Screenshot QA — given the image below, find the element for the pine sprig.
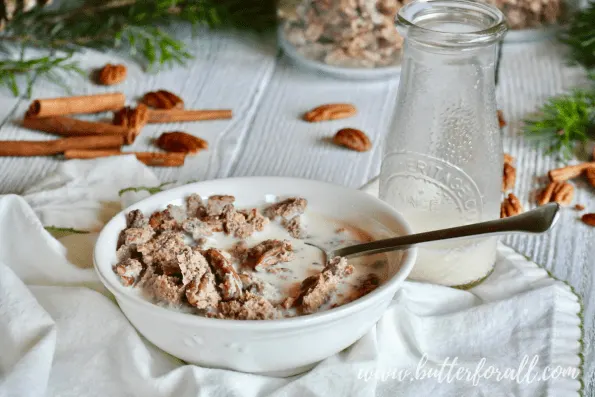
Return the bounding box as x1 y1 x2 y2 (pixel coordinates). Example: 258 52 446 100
0 0 276 96
561 1 595 68
523 88 595 159
1 0 276 69
0 52 83 97
522 2 595 160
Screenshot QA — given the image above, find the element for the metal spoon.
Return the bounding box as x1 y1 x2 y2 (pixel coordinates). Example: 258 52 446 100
306 203 560 261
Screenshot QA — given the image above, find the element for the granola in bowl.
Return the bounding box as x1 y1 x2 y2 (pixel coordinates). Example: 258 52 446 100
276 0 409 79
94 177 415 375
113 194 388 320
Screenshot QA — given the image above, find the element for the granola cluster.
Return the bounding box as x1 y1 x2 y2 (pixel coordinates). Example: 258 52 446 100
113 194 376 319
296 256 354 313
280 0 405 69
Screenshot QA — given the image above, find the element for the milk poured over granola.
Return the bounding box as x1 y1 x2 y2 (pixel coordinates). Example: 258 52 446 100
200 212 388 309
113 194 388 320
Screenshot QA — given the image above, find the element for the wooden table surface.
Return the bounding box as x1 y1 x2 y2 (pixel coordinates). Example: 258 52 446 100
0 31 592 394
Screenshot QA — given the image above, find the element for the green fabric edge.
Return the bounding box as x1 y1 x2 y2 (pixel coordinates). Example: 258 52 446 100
522 254 585 396
44 226 90 239
117 180 200 197
452 267 495 290
44 180 200 238
118 181 174 197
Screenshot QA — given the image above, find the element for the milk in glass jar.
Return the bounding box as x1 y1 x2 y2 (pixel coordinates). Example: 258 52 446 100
379 0 507 288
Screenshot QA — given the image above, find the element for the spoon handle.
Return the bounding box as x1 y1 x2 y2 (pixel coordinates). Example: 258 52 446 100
333 203 560 258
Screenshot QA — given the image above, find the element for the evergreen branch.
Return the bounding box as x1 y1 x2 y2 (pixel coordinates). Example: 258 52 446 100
561 1 595 69
0 0 276 96
523 89 595 159
0 53 83 97
526 4 595 160
1 0 277 69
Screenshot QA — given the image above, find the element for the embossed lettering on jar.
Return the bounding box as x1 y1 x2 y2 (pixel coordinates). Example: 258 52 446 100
379 0 507 288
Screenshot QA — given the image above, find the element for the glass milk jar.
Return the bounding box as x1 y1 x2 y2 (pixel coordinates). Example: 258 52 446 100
379 0 507 288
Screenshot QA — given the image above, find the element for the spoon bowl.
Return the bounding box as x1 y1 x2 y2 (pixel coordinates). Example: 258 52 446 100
306 203 560 261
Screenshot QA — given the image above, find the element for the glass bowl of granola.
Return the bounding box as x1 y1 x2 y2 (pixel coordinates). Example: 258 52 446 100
278 0 405 79
94 177 416 376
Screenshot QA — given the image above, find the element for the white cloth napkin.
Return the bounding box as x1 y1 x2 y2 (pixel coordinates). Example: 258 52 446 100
0 157 583 397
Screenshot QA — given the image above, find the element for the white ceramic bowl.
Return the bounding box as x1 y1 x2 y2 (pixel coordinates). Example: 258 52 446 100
94 177 416 377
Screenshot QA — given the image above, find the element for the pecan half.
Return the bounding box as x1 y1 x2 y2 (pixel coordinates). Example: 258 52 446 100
155 131 208 154
333 128 372 152
538 181 574 206
246 239 295 272
113 104 148 143
98 63 127 85
142 90 184 110
186 271 221 310
303 103 356 122
266 197 307 220
582 213 595 227
203 248 243 301
500 193 523 218
497 110 506 128
502 162 516 192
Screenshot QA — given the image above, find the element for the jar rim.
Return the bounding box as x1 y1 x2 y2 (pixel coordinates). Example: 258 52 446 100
397 0 508 48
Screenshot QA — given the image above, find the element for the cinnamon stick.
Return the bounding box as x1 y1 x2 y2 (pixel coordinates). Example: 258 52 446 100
64 149 186 167
147 109 232 123
0 135 124 157
23 116 136 144
134 152 186 167
26 93 126 118
63 149 122 159
548 162 595 182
